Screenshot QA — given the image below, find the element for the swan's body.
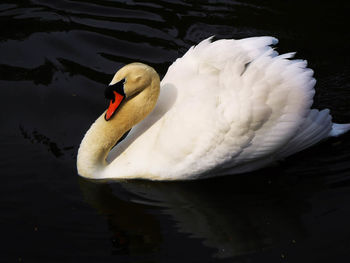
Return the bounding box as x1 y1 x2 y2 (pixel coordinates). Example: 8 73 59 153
77 37 350 180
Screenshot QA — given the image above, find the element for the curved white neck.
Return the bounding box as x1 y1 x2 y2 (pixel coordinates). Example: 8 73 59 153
77 76 160 179
77 113 126 178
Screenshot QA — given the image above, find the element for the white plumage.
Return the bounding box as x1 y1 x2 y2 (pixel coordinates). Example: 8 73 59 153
81 36 350 180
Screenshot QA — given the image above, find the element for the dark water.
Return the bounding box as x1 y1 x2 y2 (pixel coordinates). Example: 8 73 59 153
1 0 350 262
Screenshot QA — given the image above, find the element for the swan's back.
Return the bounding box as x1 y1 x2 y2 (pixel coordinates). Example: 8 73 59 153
106 37 349 180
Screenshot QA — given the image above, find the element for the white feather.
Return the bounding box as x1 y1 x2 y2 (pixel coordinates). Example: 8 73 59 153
102 37 349 180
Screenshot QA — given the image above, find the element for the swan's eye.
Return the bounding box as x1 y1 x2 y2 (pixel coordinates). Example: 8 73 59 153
134 75 142 82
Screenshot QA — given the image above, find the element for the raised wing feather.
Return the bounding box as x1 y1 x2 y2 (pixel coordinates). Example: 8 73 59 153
109 37 338 180
160 37 318 177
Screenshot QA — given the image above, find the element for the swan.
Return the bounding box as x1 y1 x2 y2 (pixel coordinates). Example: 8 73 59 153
77 36 350 180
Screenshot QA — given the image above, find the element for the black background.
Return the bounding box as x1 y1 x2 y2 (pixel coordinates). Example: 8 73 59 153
1 0 350 262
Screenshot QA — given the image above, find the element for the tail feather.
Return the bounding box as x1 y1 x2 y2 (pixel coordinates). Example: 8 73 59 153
330 123 350 137
277 109 333 158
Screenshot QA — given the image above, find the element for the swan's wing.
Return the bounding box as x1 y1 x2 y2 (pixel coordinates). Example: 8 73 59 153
157 37 318 178
109 37 330 180
223 43 316 164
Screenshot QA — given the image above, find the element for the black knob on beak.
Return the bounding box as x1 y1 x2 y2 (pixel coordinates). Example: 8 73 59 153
105 79 125 102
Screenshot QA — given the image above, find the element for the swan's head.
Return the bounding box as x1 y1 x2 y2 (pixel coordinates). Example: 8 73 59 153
104 63 158 121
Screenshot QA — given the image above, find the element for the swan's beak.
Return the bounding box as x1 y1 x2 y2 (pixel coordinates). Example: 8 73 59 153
104 81 125 121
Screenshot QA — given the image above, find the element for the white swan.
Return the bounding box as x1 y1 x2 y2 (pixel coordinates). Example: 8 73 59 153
77 37 350 180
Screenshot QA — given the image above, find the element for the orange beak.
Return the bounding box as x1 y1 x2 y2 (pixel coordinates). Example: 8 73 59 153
105 91 125 121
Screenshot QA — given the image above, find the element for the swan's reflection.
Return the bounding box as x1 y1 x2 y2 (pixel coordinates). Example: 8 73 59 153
79 171 311 258
78 178 162 254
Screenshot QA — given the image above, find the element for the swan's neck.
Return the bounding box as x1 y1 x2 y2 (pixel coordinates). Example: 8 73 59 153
77 112 128 178
77 76 160 179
